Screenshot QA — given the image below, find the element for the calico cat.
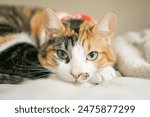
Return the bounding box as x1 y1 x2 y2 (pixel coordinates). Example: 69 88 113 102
0 6 117 84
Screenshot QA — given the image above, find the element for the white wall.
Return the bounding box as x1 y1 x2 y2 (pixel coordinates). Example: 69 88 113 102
1 0 150 35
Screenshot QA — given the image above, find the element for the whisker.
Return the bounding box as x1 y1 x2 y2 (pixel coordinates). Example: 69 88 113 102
20 70 49 77
22 70 47 75
37 74 49 78
15 64 44 69
12 66 49 72
22 57 38 64
22 57 41 67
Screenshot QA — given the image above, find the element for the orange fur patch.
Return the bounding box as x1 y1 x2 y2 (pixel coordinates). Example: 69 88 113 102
0 34 16 45
30 10 43 39
20 7 32 17
38 47 57 68
0 16 6 23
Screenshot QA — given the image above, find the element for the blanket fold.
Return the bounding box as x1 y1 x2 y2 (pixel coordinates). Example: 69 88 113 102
113 29 150 78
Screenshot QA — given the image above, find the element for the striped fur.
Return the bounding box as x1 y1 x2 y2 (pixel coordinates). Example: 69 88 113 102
0 6 48 84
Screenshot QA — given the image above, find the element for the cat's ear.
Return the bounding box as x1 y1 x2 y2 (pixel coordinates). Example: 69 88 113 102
94 12 117 44
43 8 65 38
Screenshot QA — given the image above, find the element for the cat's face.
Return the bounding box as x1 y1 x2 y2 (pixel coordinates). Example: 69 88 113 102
38 9 117 83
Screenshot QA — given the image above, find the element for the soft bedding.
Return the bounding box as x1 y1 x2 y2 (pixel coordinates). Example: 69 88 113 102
0 77 149 99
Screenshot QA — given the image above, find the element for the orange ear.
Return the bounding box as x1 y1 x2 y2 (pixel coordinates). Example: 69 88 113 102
94 12 117 39
43 8 65 38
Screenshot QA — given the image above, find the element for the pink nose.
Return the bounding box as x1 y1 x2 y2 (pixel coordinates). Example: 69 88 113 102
70 71 82 79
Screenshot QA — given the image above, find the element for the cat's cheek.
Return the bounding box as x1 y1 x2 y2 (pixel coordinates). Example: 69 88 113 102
56 62 75 83
38 56 49 70
38 58 51 70
38 52 58 70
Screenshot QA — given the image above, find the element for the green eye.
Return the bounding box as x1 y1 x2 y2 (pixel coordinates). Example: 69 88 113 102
56 50 68 60
86 51 98 61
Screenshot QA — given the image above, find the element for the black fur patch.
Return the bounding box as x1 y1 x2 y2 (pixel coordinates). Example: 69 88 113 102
58 35 78 50
0 43 50 84
64 19 84 33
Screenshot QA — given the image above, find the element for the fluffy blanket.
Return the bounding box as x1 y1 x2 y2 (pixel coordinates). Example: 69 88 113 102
0 30 150 100
114 29 150 78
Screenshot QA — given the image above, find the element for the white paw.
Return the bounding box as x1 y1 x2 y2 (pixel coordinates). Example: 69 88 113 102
89 73 103 84
99 66 116 80
89 66 116 84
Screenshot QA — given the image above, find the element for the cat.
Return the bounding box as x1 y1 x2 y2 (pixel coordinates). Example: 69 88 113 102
0 5 117 84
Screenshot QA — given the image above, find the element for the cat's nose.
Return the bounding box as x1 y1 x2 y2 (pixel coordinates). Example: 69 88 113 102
70 71 82 79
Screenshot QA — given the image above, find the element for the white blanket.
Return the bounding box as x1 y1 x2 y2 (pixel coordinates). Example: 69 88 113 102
114 29 150 78
0 77 150 100
0 30 150 100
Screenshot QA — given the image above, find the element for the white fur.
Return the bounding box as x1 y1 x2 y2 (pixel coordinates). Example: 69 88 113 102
39 30 46 46
90 66 116 84
0 33 36 52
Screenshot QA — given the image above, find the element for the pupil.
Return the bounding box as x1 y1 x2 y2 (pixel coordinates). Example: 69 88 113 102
61 51 64 56
90 52 94 58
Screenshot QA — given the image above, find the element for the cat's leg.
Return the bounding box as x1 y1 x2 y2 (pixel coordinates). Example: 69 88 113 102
0 74 24 84
89 66 116 84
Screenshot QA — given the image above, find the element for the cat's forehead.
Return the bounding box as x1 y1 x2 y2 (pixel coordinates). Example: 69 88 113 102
44 20 103 52
60 20 97 48
55 35 78 50
62 19 95 35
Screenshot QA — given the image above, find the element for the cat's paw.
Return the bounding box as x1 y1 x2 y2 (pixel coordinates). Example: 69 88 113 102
99 66 116 80
89 73 103 85
89 66 116 84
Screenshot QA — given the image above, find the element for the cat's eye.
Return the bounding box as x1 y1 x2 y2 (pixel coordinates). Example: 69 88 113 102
86 51 98 61
56 50 68 60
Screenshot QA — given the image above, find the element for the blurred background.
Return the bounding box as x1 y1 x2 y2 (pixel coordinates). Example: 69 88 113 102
1 0 150 35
